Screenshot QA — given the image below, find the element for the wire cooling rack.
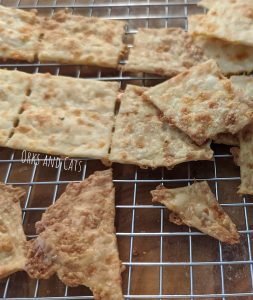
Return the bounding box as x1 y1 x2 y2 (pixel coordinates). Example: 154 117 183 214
0 0 253 299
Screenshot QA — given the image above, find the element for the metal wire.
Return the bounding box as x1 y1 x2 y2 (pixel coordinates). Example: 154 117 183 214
0 0 252 299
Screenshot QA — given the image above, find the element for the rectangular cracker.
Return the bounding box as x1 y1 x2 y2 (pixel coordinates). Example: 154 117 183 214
194 35 253 75
151 181 240 244
0 183 26 279
143 60 253 145
109 85 213 168
7 73 119 159
124 27 207 77
39 10 126 68
189 0 253 47
0 5 41 62
26 169 124 300
0 69 31 145
27 73 119 113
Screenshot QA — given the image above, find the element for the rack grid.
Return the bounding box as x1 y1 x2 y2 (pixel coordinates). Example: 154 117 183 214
0 0 253 299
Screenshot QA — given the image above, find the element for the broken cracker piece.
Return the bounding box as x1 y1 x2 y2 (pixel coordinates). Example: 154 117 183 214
143 60 253 145
0 183 26 279
151 181 240 244
26 169 124 300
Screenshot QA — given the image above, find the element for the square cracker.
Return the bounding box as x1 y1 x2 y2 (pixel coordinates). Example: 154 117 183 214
143 60 253 145
151 181 240 244
7 73 119 159
189 0 253 47
0 69 31 146
109 85 213 168
124 27 206 77
39 10 126 68
0 183 26 279
0 5 41 62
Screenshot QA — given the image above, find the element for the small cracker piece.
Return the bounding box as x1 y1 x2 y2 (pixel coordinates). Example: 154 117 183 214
0 69 31 146
189 0 253 47
143 60 253 145
7 73 119 159
151 181 240 244
109 85 213 168
39 10 126 68
194 36 253 75
26 169 124 300
0 183 26 279
124 27 206 76
0 5 41 62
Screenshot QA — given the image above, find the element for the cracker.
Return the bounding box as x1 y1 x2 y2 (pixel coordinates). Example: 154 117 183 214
194 36 253 75
27 73 119 112
151 181 240 244
39 10 126 68
26 169 124 300
0 5 41 62
109 85 213 168
0 69 31 146
189 1 253 47
0 183 26 279
7 73 119 159
124 27 206 76
143 60 253 145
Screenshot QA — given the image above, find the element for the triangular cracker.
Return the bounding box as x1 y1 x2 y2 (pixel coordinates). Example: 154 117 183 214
7 73 119 159
124 27 207 76
109 85 213 168
143 60 253 145
194 35 253 75
151 181 240 244
0 69 31 146
0 183 26 279
39 10 126 68
26 169 124 300
0 5 41 62
189 0 253 47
